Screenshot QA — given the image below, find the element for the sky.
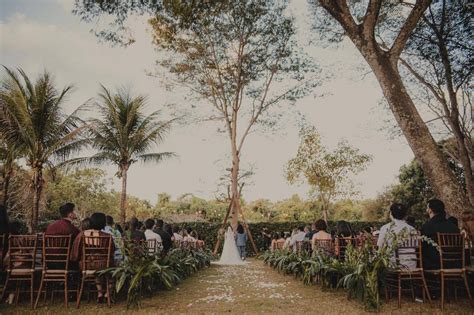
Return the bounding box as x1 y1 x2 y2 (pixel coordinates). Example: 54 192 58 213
0 0 415 204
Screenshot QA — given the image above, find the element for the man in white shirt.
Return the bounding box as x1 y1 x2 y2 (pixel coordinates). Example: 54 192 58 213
377 203 417 269
144 218 162 243
290 226 307 251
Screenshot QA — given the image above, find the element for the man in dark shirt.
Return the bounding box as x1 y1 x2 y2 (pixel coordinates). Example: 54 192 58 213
421 199 460 270
127 217 146 242
45 203 80 239
153 219 172 252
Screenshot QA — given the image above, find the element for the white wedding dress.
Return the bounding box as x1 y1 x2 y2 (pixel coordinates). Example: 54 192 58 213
215 227 246 265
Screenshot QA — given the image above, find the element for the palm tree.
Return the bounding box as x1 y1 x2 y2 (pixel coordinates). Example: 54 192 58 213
82 86 175 224
0 67 86 232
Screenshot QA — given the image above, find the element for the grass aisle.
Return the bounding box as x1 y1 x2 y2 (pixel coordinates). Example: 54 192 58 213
1 259 470 314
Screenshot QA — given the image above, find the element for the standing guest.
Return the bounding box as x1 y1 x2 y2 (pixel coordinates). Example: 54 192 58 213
153 219 172 252
377 203 417 269
173 226 183 242
236 224 248 260
144 219 162 243
421 199 460 270
45 203 80 239
127 217 146 242
102 215 123 264
71 212 114 303
261 227 272 250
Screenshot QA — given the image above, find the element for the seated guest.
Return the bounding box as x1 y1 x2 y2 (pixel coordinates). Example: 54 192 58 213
127 217 146 242
289 226 306 250
405 216 416 228
304 226 312 240
173 226 183 242
282 232 292 249
102 215 123 264
335 220 354 257
312 219 332 251
461 211 474 239
144 219 162 243
45 203 80 239
153 219 172 252
377 203 417 269
271 232 285 252
164 224 174 241
80 218 91 231
71 212 114 303
183 229 196 242
421 199 460 270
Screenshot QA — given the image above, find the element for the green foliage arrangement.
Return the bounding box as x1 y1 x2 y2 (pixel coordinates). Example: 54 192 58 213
100 241 212 309
262 229 439 311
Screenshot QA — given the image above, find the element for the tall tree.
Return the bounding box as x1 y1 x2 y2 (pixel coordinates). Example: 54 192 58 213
286 126 372 221
148 0 317 229
0 68 85 232
401 0 473 204
312 0 471 216
78 86 175 224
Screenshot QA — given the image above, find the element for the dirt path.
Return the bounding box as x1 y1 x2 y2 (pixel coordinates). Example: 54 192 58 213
1 259 471 314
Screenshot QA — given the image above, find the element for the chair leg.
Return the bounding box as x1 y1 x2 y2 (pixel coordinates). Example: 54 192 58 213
34 274 45 309
1 274 10 302
64 276 69 308
441 274 445 311
106 276 111 307
76 274 85 308
15 285 19 305
30 275 34 309
462 272 473 307
398 276 402 308
421 275 432 305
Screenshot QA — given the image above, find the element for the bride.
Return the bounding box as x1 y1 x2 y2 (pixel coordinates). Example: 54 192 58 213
215 226 246 265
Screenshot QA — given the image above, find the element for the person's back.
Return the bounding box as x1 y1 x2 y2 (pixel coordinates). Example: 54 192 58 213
144 219 162 242
153 219 172 251
45 203 80 239
128 218 146 242
421 199 460 270
377 203 417 269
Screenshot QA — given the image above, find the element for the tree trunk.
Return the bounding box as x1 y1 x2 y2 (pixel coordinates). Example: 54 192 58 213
31 167 43 233
3 167 12 207
368 56 470 217
230 147 240 231
120 166 129 225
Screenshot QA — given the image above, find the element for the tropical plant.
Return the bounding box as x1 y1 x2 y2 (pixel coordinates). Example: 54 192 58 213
0 67 86 232
79 86 176 224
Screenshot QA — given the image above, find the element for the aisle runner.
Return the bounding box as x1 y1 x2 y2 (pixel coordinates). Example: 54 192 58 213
187 261 302 307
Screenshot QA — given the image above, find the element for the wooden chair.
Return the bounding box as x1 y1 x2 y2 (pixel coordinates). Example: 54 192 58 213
146 239 162 254
425 233 472 311
1 235 39 308
76 235 112 308
384 236 431 308
313 239 334 256
335 237 356 260
34 235 73 309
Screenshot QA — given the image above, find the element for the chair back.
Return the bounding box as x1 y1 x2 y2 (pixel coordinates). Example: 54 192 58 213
81 235 112 271
394 236 421 270
43 235 71 272
437 233 465 269
313 239 334 255
146 239 162 254
7 235 38 271
274 240 285 250
335 237 356 259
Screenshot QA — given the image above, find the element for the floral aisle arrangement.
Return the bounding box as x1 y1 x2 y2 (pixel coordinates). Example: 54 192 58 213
100 241 212 308
261 229 438 311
